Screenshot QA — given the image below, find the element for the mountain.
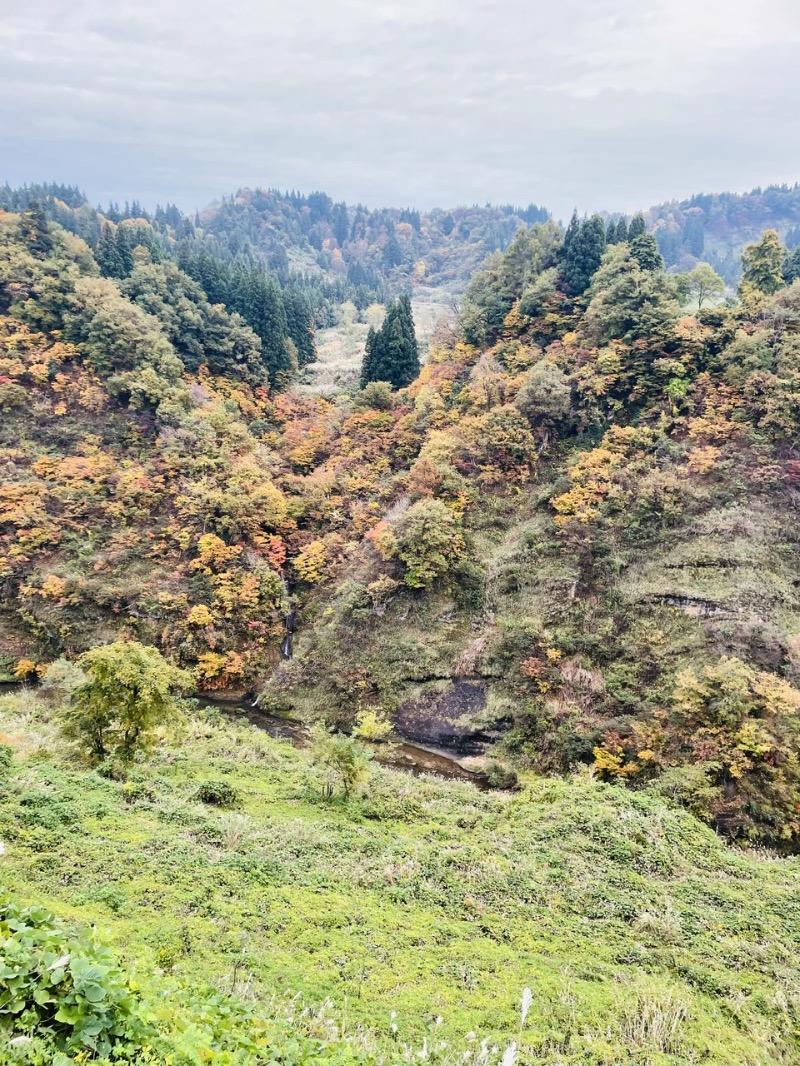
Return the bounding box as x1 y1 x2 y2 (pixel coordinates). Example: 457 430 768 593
3 186 800 1063
648 182 800 282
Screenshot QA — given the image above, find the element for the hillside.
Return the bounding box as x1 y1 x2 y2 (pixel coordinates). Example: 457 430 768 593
3 189 800 1062
648 183 800 282
2 685 800 1065
3 201 800 848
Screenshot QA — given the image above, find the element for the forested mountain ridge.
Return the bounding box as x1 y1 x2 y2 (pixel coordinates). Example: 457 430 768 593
3 194 800 850
649 182 800 282
5 187 800 1065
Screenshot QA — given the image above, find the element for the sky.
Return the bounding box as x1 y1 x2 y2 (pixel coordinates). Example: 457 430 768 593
2 0 800 220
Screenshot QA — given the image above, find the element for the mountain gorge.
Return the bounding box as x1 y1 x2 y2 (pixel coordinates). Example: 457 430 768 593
3 180 800 1065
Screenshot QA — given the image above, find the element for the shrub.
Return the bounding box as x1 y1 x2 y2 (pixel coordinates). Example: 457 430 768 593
310 723 372 799
194 780 239 807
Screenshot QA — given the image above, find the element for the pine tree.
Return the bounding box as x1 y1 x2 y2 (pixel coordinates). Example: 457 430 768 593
563 210 580 256
360 326 378 388
630 233 664 272
96 224 124 278
615 217 629 243
283 288 317 367
606 220 618 245
360 298 419 389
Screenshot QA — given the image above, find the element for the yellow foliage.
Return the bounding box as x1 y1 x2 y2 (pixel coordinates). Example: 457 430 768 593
187 604 215 628
293 540 328 584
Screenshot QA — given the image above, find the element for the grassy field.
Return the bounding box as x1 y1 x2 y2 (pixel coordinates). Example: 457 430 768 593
299 292 452 394
2 687 800 1064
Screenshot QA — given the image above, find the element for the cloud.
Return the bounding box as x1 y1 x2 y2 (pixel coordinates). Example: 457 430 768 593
1 0 799 217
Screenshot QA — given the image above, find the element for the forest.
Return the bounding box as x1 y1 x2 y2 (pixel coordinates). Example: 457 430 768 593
2 180 800 1065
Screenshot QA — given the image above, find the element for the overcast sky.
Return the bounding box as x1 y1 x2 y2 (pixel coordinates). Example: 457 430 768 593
2 0 800 219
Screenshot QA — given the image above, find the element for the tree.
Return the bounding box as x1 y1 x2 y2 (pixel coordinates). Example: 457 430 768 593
741 230 785 296
784 245 800 285
687 263 726 308
582 244 679 350
615 217 629 244
19 201 52 258
562 215 606 296
627 213 647 240
514 360 572 427
629 233 664 272
310 723 372 799
394 498 465 589
360 297 419 389
61 641 191 760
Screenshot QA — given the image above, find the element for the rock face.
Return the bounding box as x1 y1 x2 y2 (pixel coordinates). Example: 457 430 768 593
392 681 493 753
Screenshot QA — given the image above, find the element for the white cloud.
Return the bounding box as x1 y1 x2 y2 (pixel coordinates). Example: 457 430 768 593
1 0 799 217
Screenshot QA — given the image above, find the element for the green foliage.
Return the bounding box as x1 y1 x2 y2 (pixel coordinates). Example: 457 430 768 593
193 779 239 807
740 229 785 296
61 642 191 760
562 213 607 296
514 360 571 427
309 722 372 798
686 262 726 308
394 499 466 589
360 296 419 389
0 898 138 1059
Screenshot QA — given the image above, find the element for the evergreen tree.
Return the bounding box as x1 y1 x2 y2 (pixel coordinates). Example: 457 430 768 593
360 298 419 389
360 325 378 388
19 201 52 258
563 215 607 296
630 232 664 272
115 227 134 276
283 288 317 367
784 245 800 285
615 217 629 243
332 202 349 247
628 213 647 240
606 220 618 245
96 224 125 278
563 210 580 256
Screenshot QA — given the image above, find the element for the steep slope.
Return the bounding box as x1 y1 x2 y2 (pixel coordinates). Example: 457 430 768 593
3 203 800 848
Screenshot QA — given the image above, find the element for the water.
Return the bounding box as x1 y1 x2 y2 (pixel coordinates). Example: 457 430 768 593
199 697 490 788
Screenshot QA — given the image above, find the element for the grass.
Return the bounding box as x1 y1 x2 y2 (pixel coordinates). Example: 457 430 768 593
2 689 800 1064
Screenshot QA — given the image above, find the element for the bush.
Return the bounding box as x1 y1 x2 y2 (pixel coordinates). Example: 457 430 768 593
194 780 239 807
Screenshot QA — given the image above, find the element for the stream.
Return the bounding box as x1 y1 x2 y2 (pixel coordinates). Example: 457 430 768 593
0 681 490 789
197 696 490 789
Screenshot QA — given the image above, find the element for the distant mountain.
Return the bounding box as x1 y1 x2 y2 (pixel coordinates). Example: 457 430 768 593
647 183 800 283
199 187 549 290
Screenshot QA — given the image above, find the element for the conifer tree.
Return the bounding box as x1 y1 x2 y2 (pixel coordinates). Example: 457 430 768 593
19 201 52 258
563 215 607 296
360 325 378 388
630 232 664 272
606 220 618 245
615 217 629 243
360 298 419 389
96 224 125 278
283 288 317 367
628 213 647 240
